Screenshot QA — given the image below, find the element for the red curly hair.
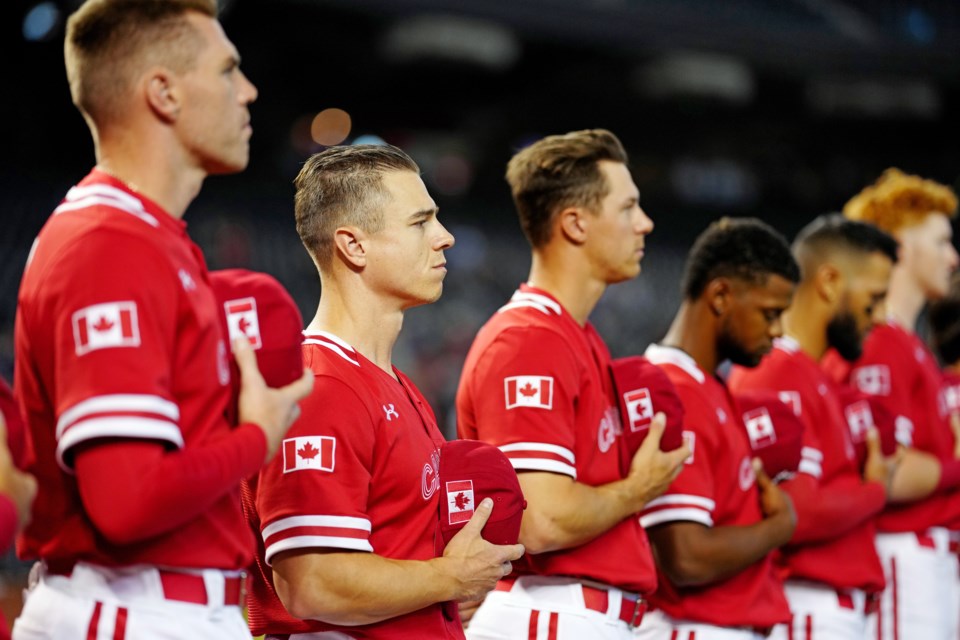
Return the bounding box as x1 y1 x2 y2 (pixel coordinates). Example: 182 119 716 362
843 168 957 234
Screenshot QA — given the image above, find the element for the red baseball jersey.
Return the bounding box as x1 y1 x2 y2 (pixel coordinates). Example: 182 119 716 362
832 322 960 532
456 285 656 594
640 345 790 628
729 337 886 593
245 331 463 639
14 170 252 570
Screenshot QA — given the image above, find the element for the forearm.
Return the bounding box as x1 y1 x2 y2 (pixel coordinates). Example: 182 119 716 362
649 519 787 588
786 476 885 544
519 474 634 554
75 424 267 544
272 550 456 626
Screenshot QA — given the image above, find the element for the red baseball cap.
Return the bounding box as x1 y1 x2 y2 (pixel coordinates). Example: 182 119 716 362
734 390 804 482
208 269 304 424
437 439 526 553
609 356 685 455
834 385 899 468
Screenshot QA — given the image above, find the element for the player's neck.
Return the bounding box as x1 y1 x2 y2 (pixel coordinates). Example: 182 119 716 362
662 301 718 374
781 292 828 361
886 266 926 333
527 250 605 326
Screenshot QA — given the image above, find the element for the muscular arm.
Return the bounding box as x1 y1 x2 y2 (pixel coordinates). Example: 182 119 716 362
271 499 523 626
782 473 885 544
74 424 266 544
519 419 688 554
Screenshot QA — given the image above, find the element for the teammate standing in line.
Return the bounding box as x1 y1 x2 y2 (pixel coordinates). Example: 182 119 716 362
835 169 960 640
245 144 524 639
636 218 796 639
457 129 689 640
12 1 312 637
729 215 899 639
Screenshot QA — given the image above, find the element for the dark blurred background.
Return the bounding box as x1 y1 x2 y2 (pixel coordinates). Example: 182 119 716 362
3 0 960 442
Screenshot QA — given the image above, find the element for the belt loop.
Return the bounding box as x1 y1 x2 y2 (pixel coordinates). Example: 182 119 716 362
202 570 224 608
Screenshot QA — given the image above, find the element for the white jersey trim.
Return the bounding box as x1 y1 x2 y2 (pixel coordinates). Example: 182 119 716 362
56 417 185 472
265 536 374 565
302 338 360 367
644 344 706 384
507 458 577 478
775 336 801 354
511 290 562 315
262 514 372 539
798 459 823 478
644 494 717 512
498 300 553 315
57 394 180 440
57 184 160 228
499 442 575 464
800 446 823 462
640 508 714 529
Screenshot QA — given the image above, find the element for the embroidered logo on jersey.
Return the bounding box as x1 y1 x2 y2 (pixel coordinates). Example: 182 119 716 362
743 407 777 449
283 436 335 473
894 415 914 447
72 301 141 356
940 384 960 416
778 391 802 416
844 400 874 443
178 268 197 292
216 339 230 386
682 431 696 464
383 404 399 421
504 376 554 410
853 365 891 397
446 480 475 524
224 297 262 349
624 388 654 432
738 456 756 490
422 451 440 499
597 406 621 453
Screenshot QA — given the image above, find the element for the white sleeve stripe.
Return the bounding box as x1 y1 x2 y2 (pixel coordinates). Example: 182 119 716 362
801 447 823 461
508 458 577 479
640 508 713 529
57 394 179 438
265 536 374 565
798 459 822 478
644 494 717 511
56 419 185 472
499 442 575 464
262 515 372 539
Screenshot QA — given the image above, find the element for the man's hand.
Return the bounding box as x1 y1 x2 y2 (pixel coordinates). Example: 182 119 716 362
862 427 900 498
622 413 689 512
233 338 314 462
0 413 37 531
458 598 484 626
438 498 525 603
753 458 795 546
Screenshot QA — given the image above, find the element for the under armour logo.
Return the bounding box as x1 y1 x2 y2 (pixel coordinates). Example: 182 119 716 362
178 268 196 291
383 404 399 421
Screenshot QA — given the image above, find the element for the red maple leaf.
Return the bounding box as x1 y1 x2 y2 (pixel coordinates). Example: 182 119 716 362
298 442 320 460
92 316 114 332
519 382 538 397
454 492 471 511
238 316 252 335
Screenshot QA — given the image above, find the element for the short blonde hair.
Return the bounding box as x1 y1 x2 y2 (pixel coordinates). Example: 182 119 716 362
65 0 217 126
844 168 958 233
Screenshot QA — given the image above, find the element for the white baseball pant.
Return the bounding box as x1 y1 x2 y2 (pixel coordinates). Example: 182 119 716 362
634 609 770 640
867 528 959 640
465 575 643 640
12 561 251 640
766 580 871 640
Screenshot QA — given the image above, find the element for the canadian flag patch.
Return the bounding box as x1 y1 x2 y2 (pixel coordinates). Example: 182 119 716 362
446 480 475 524
504 376 554 410
844 400 874 443
743 407 777 449
624 388 654 432
853 365 891 397
283 436 336 473
72 301 140 356
224 297 262 349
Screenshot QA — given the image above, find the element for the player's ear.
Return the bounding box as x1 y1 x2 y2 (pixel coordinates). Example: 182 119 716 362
814 263 842 305
334 226 367 269
558 206 588 245
706 277 732 316
144 67 180 123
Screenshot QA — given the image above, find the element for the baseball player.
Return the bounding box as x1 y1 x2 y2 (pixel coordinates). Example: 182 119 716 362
636 218 797 639
12 2 312 638
457 129 689 640
245 144 524 639
729 215 900 639
832 169 960 639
